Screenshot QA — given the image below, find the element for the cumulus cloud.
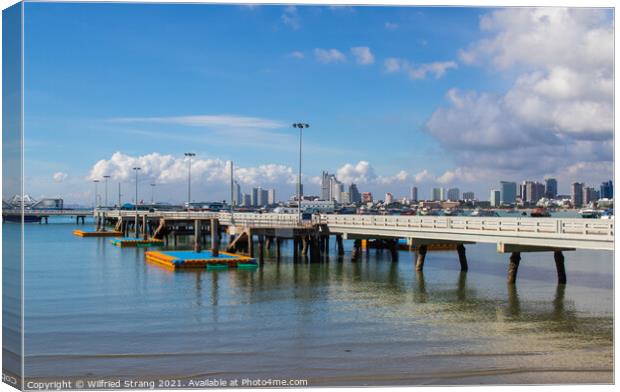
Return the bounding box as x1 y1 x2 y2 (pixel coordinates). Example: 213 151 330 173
335 161 445 187
314 48 346 64
52 172 68 182
87 152 297 187
281 6 300 30
384 58 457 79
350 46 375 65
426 8 612 184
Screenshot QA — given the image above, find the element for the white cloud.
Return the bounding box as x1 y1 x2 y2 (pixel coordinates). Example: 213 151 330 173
426 8 613 184
384 22 399 30
350 46 375 65
52 172 68 182
314 48 346 64
281 6 300 30
88 152 297 187
288 51 305 59
383 58 457 79
109 114 285 129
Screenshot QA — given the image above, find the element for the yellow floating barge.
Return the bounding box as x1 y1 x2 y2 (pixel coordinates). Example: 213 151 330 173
145 250 257 270
73 230 123 237
110 237 165 247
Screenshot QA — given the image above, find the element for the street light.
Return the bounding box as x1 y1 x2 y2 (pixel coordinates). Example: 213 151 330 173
93 179 100 209
150 183 156 205
292 123 309 222
133 167 141 238
103 175 110 208
184 152 196 209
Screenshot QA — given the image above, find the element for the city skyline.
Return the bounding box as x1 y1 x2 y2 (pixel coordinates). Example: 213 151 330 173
20 4 613 204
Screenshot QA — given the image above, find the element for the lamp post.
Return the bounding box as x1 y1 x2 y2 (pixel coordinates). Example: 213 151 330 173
292 123 309 222
93 180 100 209
133 167 141 238
103 175 110 208
184 152 196 209
150 183 156 205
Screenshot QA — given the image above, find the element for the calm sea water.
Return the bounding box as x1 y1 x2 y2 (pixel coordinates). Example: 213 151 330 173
10 217 614 385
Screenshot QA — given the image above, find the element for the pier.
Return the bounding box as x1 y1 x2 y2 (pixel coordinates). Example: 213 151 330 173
95 209 613 284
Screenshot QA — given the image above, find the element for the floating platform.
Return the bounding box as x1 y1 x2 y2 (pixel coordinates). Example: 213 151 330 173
145 250 257 270
73 230 123 237
110 237 165 247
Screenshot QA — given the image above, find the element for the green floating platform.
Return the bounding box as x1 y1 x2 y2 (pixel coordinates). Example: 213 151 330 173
110 237 164 248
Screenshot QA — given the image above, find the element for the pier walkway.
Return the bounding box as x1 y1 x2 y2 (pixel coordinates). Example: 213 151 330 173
94 209 613 284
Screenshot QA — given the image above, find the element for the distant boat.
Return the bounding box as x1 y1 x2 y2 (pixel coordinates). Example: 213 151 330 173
530 207 551 217
579 208 599 219
471 209 498 217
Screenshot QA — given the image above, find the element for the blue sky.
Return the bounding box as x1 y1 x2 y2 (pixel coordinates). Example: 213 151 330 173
22 4 613 204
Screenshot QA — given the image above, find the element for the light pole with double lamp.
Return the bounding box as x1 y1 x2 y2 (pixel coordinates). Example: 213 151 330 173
292 123 309 222
103 175 110 207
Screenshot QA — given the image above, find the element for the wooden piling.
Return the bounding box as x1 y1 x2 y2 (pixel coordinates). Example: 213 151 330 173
293 238 299 260
457 244 468 272
211 219 219 257
194 219 202 253
258 235 265 264
507 252 521 284
351 239 362 262
301 236 309 257
554 250 567 284
415 245 428 271
275 238 281 260
336 235 344 256
390 239 398 262
142 215 147 240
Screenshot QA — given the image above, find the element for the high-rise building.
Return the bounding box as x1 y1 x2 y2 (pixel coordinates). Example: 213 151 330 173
349 183 361 204
267 189 276 205
447 187 460 201
340 192 350 204
242 193 251 207
251 188 258 207
320 171 331 200
490 189 500 207
233 181 242 206
362 192 373 204
519 182 526 202
432 187 444 201
462 191 475 200
545 178 558 199
571 182 584 207
410 186 418 202
583 185 599 206
256 187 268 206
332 180 344 203
524 181 545 204
385 192 393 204
600 180 613 199
500 181 517 204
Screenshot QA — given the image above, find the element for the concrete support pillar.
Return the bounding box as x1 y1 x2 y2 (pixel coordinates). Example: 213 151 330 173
258 235 265 264
456 244 468 272
142 215 147 240
134 213 139 238
336 235 345 256
415 245 428 271
247 230 254 258
293 238 299 260
211 219 219 257
194 219 202 253
351 239 362 262
265 236 272 251
44 216 49 224
310 236 320 263
389 239 399 262
324 235 330 254
301 237 309 257
275 238 281 260
554 251 567 285
507 252 521 284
